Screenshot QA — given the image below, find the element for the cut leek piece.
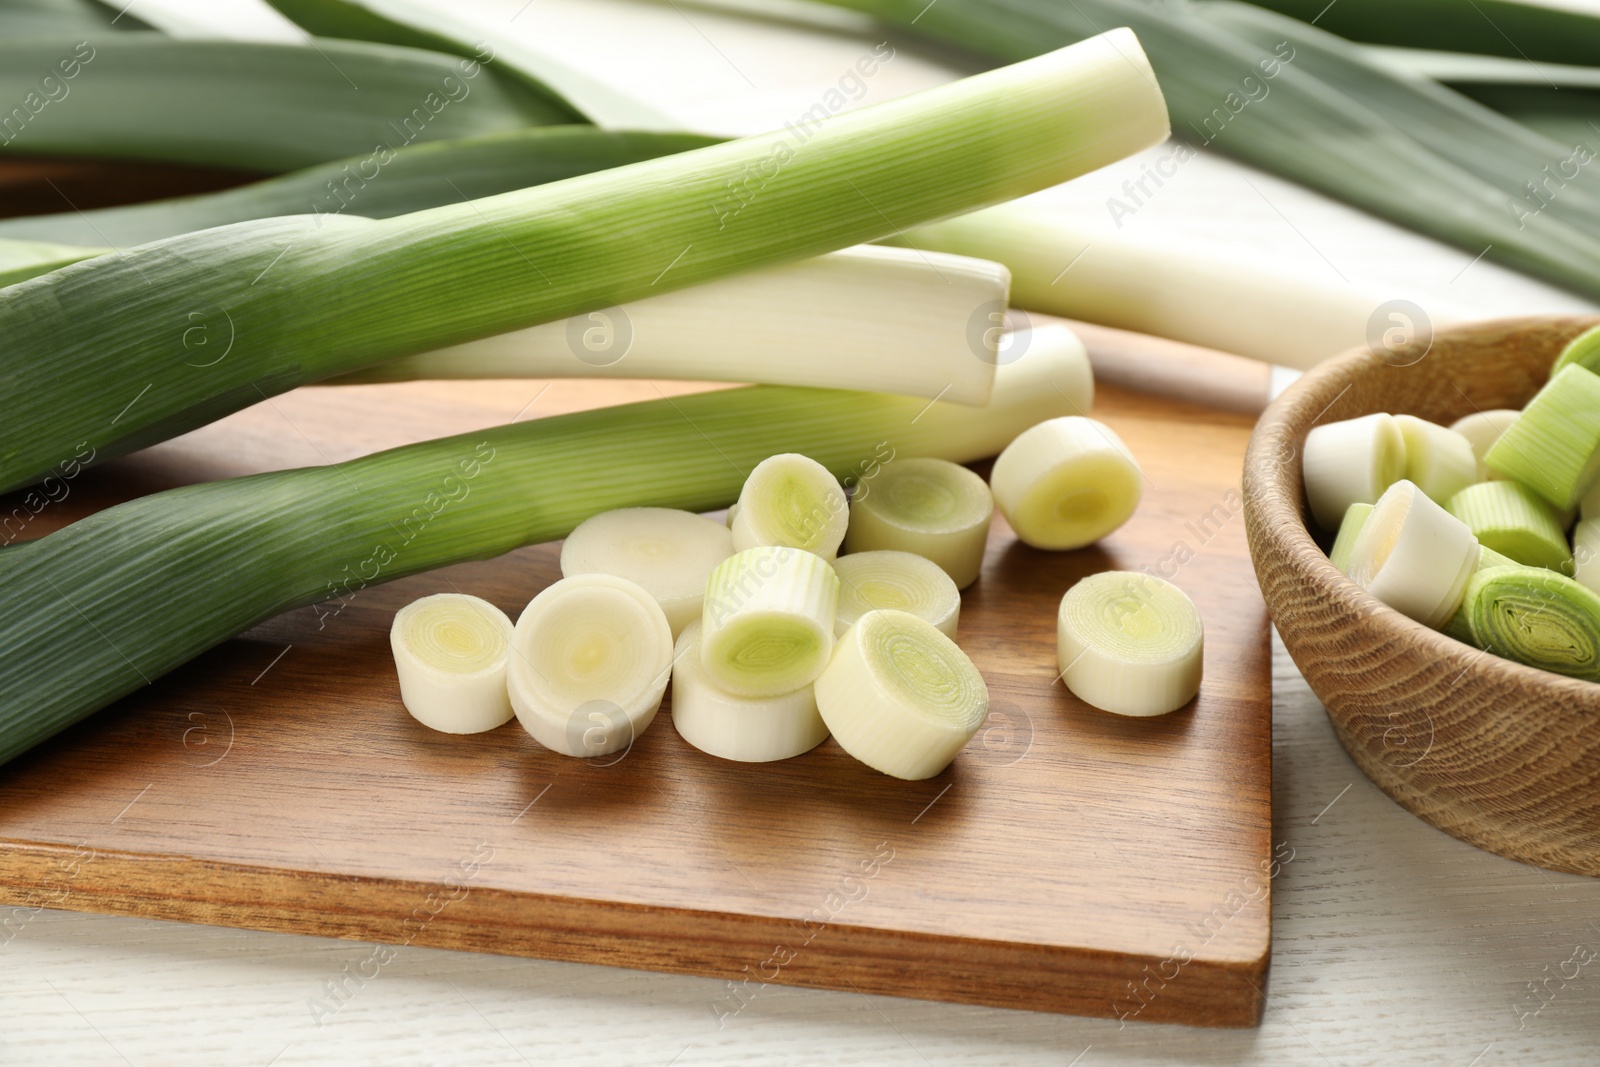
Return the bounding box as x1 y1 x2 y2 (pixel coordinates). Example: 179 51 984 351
1574 518 1600 595
1461 565 1600 680
814 609 989 780
989 416 1141 550
1347 479 1481 629
1554 324 1600 377
669 622 828 763
0 30 1171 496
730 454 849 560
1485 365 1600 511
1446 481 1571 572
1394 414 1478 505
1056 571 1203 717
507 574 673 758
340 247 1004 403
832 551 961 638
1449 409 1521 480
1302 413 1407 531
701 547 840 698
845 457 994 589
1328 502 1374 575
559 507 732 638
389 593 515 734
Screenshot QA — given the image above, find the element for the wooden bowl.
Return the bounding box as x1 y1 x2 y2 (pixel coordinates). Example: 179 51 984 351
1243 315 1600 876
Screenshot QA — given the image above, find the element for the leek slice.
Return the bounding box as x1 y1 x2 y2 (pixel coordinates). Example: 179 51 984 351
814 609 989 780
669 622 828 763
844 458 995 589
701 547 840 698
1449 409 1521 481
0 31 1170 495
1461 566 1600 681
1056 570 1204 717
340 247 1004 403
1302 413 1407 531
832 551 961 639
508 574 673 758
1327 502 1374 575
389 593 515 734
559 507 733 639
730 454 849 560
989 416 1141 551
1552 325 1600 378
1485 365 1600 511
1394 415 1478 505
1446 481 1572 572
1347 479 1481 630
0 337 1093 768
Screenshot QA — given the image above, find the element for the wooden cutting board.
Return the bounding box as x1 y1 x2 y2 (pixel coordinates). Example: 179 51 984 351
0 373 1272 1028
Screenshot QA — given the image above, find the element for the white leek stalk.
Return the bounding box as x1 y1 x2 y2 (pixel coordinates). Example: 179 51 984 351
1328 502 1374 574
389 593 515 734
1347 479 1481 629
1446 481 1572 572
989 416 1142 550
559 507 733 638
1302 412 1407 531
701 546 840 698
832 551 961 638
508 574 673 757
730 454 849 560
844 457 995 589
814 609 989 780
1056 571 1203 716
1395 414 1478 504
669 622 829 763
1449 409 1521 480
332 247 1007 404
1486 365 1600 510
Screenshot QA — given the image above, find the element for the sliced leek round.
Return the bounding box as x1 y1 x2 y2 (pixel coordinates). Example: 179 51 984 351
1446 481 1571 572
669 622 828 763
508 574 673 757
1486 365 1600 510
1347 479 1481 629
832 551 961 638
1327 502 1374 575
701 546 840 698
1448 409 1521 480
730 453 849 560
989 416 1142 550
844 457 993 588
1552 323 1600 377
1461 565 1600 680
560 507 733 638
1302 413 1406 531
389 593 515 734
1394 414 1478 505
1056 571 1203 717
814 609 989 780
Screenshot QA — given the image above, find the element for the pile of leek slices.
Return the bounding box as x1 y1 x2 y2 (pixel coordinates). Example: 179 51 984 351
1306 326 1600 681
389 359 1209 778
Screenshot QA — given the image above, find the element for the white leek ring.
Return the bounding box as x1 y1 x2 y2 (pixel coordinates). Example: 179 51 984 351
560 507 733 638
844 457 993 588
1056 571 1203 717
1347 479 1481 630
1302 412 1406 531
669 622 829 762
389 593 515 734
832 550 961 638
989 416 1142 550
730 453 849 559
1394 414 1477 505
1449 409 1520 481
701 546 840 698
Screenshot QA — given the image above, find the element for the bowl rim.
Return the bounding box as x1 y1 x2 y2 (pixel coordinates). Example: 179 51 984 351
1243 313 1600 700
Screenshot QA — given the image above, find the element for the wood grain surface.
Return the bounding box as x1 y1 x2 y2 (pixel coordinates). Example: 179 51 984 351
1243 315 1600 877
0 373 1272 1028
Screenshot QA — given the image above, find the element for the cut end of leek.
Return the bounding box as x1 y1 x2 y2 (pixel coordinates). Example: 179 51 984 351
1328 502 1374 575
1449 409 1521 480
1462 565 1600 681
1056 571 1203 717
832 550 961 638
814 609 989 780
989 416 1142 550
1302 413 1406 531
508 574 673 757
389 593 515 734
1394 414 1478 505
560 507 733 638
1486 365 1600 511
1446 481 1572 572
1347 479 1481 629
1552 324 1600 378
669 622 829 763
844 457 994 588
730 453 849 560
701 546 840 698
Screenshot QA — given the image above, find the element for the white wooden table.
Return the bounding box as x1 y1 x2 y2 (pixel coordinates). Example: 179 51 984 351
6 1 1600 1062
